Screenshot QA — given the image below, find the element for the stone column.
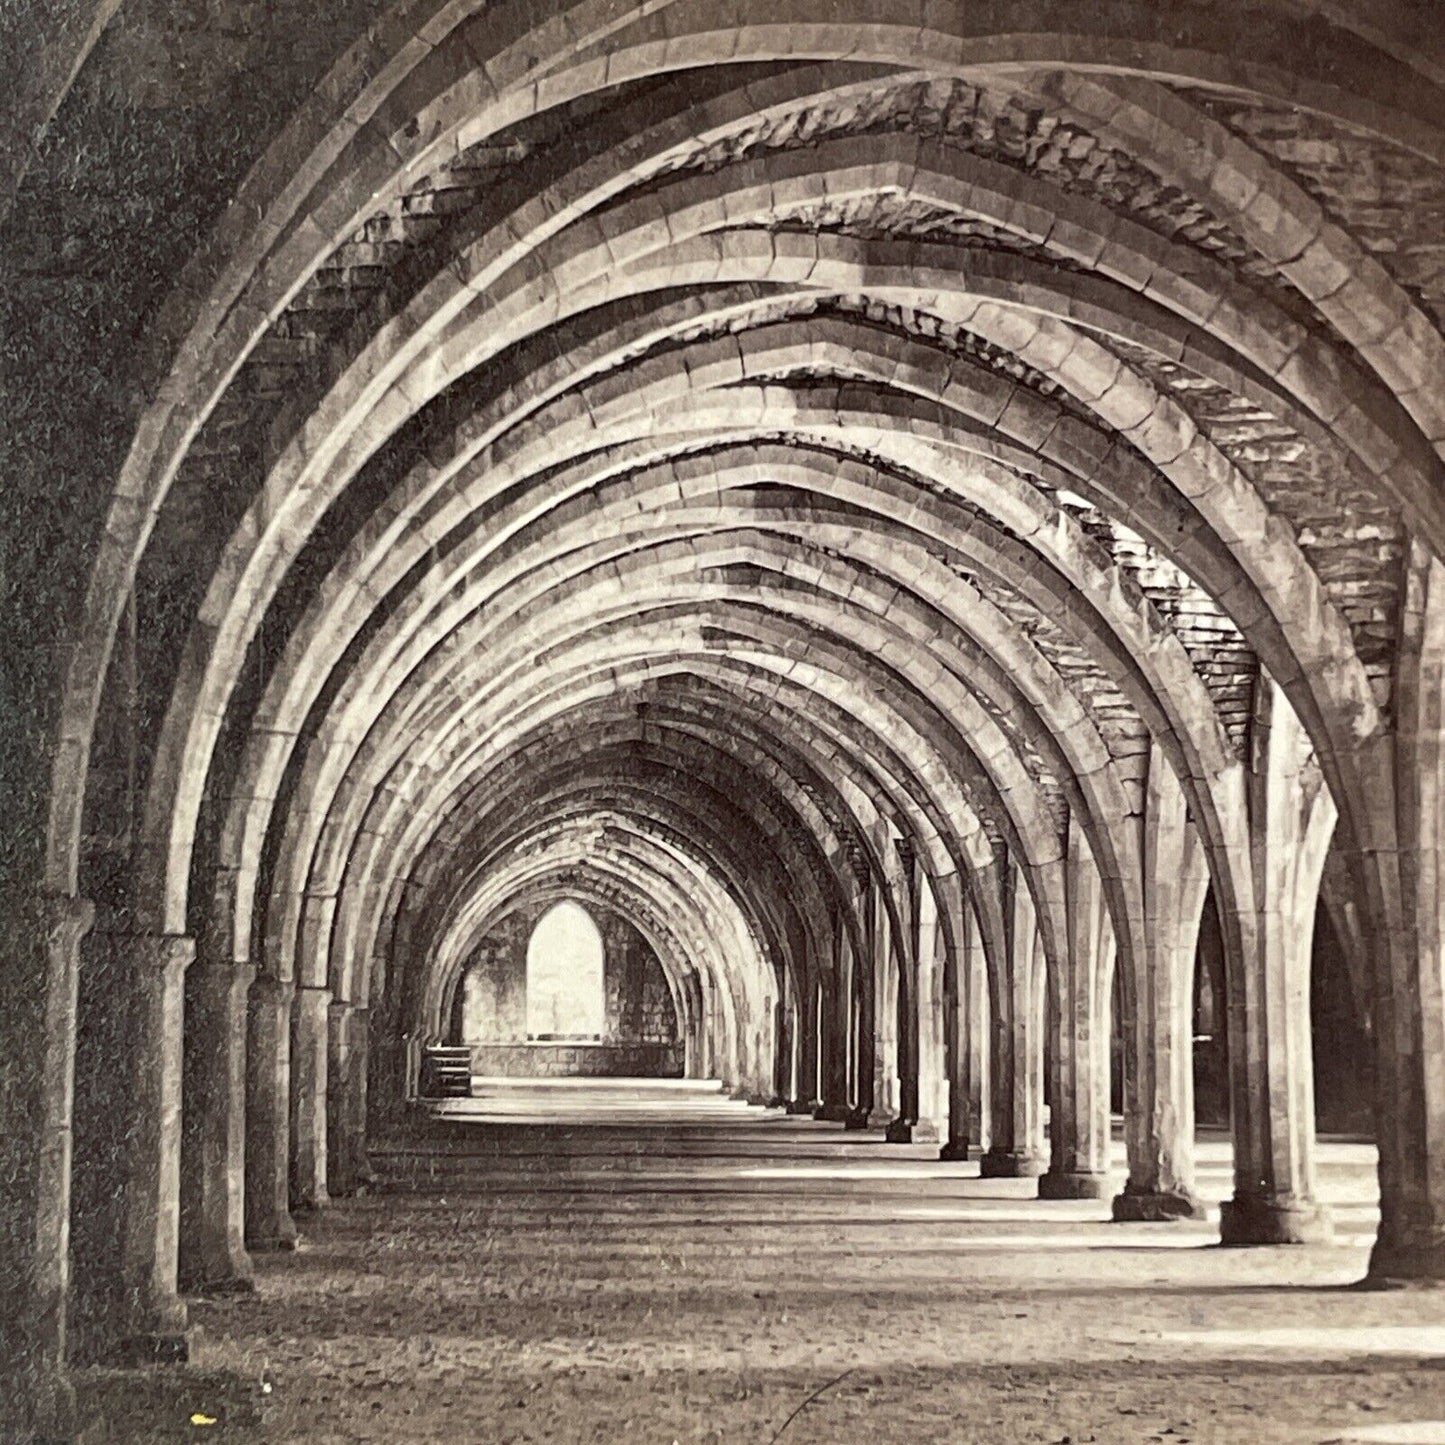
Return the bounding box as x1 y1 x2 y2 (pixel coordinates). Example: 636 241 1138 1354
1219 677 1335 1244
179 954 256 1293
290 983 331 1212
72 931 193 1364
1040 820 1114 1200
912 871 949 1145
701 976 721 1082
771 994 791 1106
846 865 877 1128
841 932 861 1114
0 894 93 1441
981 868 1047 1178
868 878 901 1128
1113 744 1208 1222
886 839 923 1142
746 1015 772 1107
1369 544 1445 1281
245 973 297 1251
680 975 701 1080
968 895 991 1152
787 980 820 1113
940 886 978 1161
815 944 853 1122
327 1000 372 1197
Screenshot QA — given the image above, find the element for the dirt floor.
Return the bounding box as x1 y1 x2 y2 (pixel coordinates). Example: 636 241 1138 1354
75 1082 1445 1444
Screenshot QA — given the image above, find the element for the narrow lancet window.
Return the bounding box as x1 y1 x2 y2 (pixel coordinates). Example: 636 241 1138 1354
525 901 606 1039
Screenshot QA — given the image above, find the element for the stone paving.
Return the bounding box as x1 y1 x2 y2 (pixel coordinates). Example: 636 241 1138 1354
75 1083 1445 1444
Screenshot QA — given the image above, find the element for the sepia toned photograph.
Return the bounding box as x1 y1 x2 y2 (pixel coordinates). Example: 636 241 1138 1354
2 1 1444 1440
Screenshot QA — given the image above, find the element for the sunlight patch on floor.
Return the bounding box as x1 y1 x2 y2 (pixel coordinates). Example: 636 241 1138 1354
1164 1327 1445 1356
1324 1424 1445 1444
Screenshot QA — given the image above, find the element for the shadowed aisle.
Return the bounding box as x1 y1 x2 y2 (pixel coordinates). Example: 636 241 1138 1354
75 1082 1442 1444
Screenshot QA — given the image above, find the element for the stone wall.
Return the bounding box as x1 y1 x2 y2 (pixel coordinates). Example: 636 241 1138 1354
452 901 681 1077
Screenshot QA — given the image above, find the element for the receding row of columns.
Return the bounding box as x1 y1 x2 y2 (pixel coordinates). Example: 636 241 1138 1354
776 714 1339 1249
4 679 1391 1428
66 940 372 1366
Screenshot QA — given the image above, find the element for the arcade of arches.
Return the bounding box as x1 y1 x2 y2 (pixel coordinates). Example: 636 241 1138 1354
4 1 1445 1439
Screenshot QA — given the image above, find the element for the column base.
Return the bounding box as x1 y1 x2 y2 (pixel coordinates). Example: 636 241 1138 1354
938 1139 972 1162
784 1099 817 1116
1364 1222 1445 1286
883 1118 915 1144
1219 1194 1333 1246
865 1107 894 1129
812 1102 851 1122
1111 1186 1208 1222
1039 1169 1111 1201
979 1149 1047 1179
246 1216 299 1253
910 1118 943 1145
843 1107 872 1130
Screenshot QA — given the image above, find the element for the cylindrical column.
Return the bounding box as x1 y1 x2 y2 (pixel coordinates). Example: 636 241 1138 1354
327 1001 372 1197
1 895 92 1440
245 974 297 1251
179 955 256 1292
981 873 1047 1178
771 994 791 1105
968 902 991 1152
815 926 853 1121
1220 677 1333 1244
72 931 193 1364
290 983 331 1212
914 880 949 1145
1040 822 1114 1201
121 932 193 1360
886 840 922 1142
846 870 876 1128
787 981 819 1112
326 1001 356 1197
1370 550 1445 1279
940 893 983 1160
867 880 899 1127
1113 746 1208 1222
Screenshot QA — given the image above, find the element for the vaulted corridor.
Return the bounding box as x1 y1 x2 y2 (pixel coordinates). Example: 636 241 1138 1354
5 2 1445 1440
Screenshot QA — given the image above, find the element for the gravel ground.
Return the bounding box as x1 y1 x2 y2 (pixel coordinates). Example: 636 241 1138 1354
73 1093 1445 1444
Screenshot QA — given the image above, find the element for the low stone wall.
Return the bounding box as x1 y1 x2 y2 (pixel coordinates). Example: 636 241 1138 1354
468 1041 683 1078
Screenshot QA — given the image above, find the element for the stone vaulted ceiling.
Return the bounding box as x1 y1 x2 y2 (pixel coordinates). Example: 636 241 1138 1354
4 0 1445 1297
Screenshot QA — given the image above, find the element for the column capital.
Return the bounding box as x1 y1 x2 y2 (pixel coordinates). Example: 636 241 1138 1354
98 932 195 972
42 893 95 952
192 952 256 981
249 973 294 1003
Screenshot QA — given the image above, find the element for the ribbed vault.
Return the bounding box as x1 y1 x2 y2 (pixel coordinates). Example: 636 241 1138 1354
7 4 1445 1419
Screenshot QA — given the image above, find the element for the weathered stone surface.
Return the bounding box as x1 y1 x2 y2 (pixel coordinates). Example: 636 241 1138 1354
5 5 1445 1423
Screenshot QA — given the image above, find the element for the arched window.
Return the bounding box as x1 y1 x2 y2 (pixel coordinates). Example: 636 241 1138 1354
525 901 606 1039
